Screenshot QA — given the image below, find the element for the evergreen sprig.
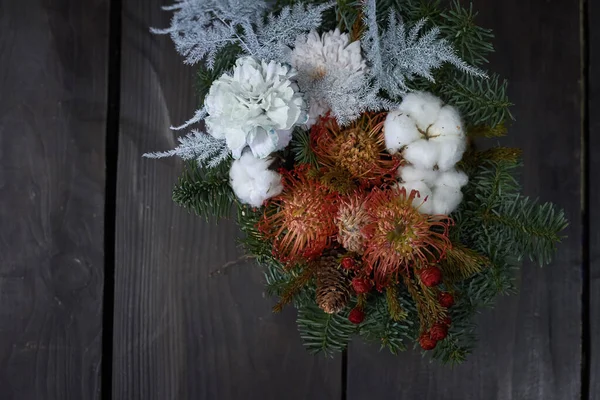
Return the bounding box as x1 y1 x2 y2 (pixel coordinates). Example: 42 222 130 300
297 303 357 356
172 160 234 220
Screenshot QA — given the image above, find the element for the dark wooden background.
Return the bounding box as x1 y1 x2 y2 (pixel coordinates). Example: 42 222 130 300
0 0 595 399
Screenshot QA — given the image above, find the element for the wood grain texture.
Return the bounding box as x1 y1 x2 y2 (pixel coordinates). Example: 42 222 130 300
347 1 582 399
588 0 599 398
112 1 341 399
0 1 108 399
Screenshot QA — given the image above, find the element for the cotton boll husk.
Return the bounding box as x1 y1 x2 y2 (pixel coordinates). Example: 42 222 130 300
398 92 443 131
431 185 463 215
431 135 466 171
229 151 283 207
403 138 439 169
397 180 434 214
428 105 464 138
384 110 421 153
398 165 438 186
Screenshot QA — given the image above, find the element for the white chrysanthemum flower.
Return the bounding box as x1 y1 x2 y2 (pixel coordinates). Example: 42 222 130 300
397 166 468 215
205 56 306 159
384 92 466 171
229 150 283 207
291 29 367 126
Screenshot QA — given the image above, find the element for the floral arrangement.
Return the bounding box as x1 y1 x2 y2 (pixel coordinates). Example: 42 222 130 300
146 0 568 363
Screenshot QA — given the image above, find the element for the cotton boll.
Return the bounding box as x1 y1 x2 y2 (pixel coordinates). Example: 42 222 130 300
229 151 283 208
428 105 464 138
398 92 443 131
398 165 438 186
430 169 468 215
398 181 434 214
431 135 466 171
435 169 469 188
403 139 439 169
431 185 463 215
384 110 421 153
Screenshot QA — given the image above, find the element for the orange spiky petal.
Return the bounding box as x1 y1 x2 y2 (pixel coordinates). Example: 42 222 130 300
259 165 339 265
361 186 452 287
311 113 401 188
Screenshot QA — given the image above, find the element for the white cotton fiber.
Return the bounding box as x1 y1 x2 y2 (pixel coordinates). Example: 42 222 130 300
436 169 469 188
430 169 469 214
431 135 467 171
398 92 443 131
384 110 421 153
431 185 464 215
229 150 283 207
398 165 438 186
398 180 434 214
403 139 439 170
428 105 463 138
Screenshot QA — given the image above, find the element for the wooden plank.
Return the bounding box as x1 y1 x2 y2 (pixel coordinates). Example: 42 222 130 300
112 1 341 399
0 1 108 399
588 0 600 398
347 1 582 399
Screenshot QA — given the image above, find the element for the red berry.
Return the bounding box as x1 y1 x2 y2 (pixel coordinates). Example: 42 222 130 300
429 323 449 341
441 316 452 326
341 257 356 270
352 277 373 294
419 334 437 350
348 308 365 324
438 292 455 308
419 266 443 287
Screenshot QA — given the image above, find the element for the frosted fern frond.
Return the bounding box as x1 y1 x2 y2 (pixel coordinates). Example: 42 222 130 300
153 0 332 67
144 130 229 168
362 0 486 98
300 69 395 125
245 2 335 63
151 0 268 67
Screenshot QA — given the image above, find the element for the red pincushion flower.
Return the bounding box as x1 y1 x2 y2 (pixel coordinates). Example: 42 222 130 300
361 187 452 287
352 277 374 294
438 292 455 308
348 308 366 324
429 323 449 341
259 166 339 264
311 113 400 188
419 334 437 350
419 266 443 287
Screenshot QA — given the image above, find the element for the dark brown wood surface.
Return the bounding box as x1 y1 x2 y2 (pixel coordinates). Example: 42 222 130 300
589 0 599 398
112 1 341 399
347 0 583 399
0 1 108 399
0 0 593 399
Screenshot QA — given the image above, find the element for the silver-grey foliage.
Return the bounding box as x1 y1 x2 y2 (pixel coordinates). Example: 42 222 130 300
362 0 486 99
143 130 229 168
152 0 333 67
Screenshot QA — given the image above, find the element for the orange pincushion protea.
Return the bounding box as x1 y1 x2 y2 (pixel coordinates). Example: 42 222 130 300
311 113 400 188
259 166 339 264
362 187 452 287
336 191 370 254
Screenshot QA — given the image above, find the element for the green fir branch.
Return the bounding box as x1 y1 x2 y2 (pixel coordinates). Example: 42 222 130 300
440 73 513 127
172 160 234 220
290 128 320 168
297 303 357 357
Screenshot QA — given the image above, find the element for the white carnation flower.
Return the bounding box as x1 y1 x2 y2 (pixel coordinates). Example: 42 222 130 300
384 92 466 171
205 56 306 159
229 150 283 208
291 29 367 126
